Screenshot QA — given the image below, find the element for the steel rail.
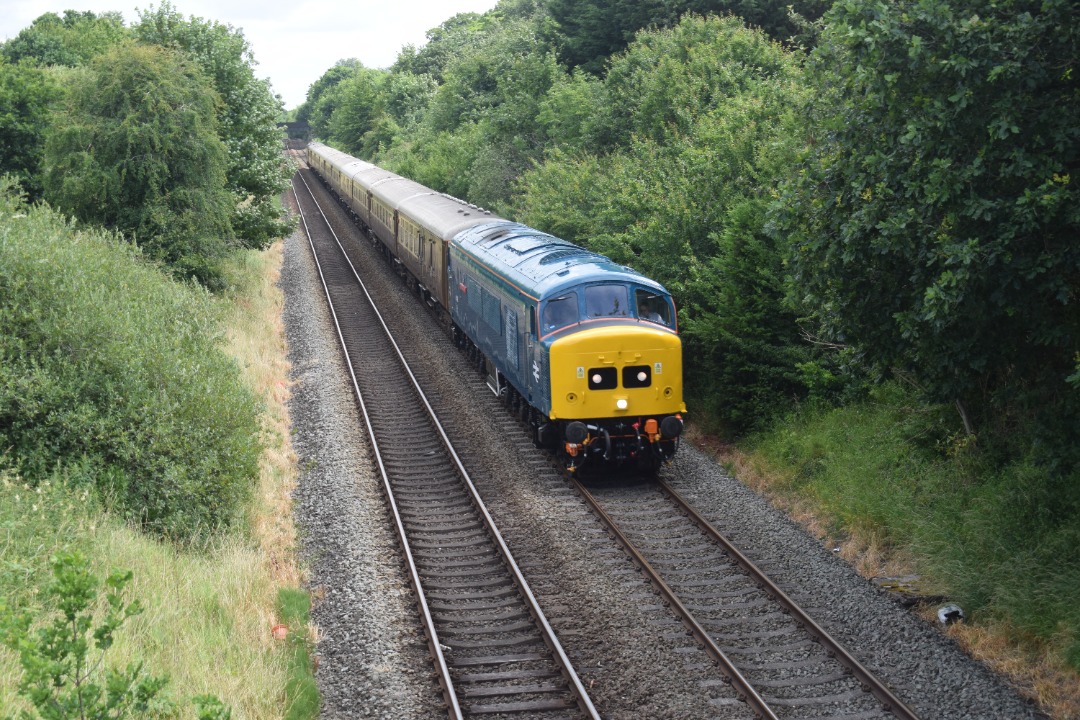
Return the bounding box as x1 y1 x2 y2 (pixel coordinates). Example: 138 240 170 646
571 478 779 720
292 176 463 718
658 479 921 720
293 170 600 720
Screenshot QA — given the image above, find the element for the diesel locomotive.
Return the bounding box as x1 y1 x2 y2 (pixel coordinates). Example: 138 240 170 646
306 141 685 472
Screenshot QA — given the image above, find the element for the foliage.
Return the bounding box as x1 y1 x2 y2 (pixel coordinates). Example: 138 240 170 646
133 2 293 250
42 43 235 288
747 382 1080 672
0 552 172 720
600 14 802 148
0 180 261 540
324 66 389 156
544 0 827 74
775 0 1080 442
1 551 237 719
0 11 128 67
384 18 564 211
0 58 58 199
392 12 495 82
296 58 363 133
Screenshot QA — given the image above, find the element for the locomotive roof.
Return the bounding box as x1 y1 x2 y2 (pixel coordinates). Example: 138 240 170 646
452 221 665 299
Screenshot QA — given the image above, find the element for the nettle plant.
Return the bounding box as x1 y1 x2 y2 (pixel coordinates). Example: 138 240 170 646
0 552 230 720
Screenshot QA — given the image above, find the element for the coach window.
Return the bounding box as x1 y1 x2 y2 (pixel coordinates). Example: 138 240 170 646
542 293 578 332
585 284 629 318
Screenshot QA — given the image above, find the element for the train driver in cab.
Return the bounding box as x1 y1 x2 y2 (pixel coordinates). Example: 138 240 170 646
637 291 670 326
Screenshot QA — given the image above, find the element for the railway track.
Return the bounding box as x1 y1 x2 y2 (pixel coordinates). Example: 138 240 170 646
573 475 920 720
291 169 599 720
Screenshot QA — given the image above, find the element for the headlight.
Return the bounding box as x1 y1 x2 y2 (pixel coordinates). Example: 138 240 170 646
616 398 628 411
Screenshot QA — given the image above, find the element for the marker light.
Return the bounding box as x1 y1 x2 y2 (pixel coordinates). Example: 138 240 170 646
637 371 647 382
592 373 602 384
616 398 628 410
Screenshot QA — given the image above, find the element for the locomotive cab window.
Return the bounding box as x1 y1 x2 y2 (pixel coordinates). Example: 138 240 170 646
635 289 673 327
542 293 578 332
585 285 629 318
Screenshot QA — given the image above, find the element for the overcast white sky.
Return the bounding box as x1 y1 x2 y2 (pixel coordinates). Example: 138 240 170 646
1 0 501 108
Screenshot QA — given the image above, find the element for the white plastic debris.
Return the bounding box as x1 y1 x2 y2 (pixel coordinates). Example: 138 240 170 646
937 604 965 625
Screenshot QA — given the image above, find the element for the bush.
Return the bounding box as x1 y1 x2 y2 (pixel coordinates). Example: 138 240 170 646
0 179 261 541
749 382 1080 671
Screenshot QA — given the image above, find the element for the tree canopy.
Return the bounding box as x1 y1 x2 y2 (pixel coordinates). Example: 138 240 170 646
0 58 58 198
544 0 828 74
133 2 292 249
1 10 128 67
43 43 235 287
775 0 1080 438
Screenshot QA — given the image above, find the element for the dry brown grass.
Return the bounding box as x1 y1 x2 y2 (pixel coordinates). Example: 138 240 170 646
686 423 1080 720
224 241 302 590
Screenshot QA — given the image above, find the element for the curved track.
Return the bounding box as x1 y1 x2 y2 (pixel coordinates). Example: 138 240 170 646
291 169 599 720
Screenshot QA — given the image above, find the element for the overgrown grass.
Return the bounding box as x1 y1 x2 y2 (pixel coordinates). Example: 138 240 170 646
739 382 1080 708
277 589 319 720
0 467 293 718
0 198 314 718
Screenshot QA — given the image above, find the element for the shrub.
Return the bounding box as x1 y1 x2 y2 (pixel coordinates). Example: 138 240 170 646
0 179 261 541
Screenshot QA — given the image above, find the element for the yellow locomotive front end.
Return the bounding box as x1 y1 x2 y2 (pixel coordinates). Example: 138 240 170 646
547 323 685 472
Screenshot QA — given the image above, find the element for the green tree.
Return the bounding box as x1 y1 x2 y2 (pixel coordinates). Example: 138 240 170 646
297 58 363 136
1 551 233 719
43 42 235 286
393 12 492 82
0 58 58 198
134 2 292 249
776 0 1080 439
324 65 388 155
1 10 128 67
380 17 564 210
0 552 170 720
544 0 827 74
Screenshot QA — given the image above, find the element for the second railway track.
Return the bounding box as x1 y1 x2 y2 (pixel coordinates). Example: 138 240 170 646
291 169 599 720
574 476 920 720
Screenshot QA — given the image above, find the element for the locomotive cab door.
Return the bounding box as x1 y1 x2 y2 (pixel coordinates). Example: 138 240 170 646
524 304 537 402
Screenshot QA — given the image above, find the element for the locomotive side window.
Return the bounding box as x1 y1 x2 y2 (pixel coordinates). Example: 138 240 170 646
542 293 578 332
585 285 629 318
635 289 673 327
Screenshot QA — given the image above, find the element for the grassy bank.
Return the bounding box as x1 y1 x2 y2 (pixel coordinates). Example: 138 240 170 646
0 236 313 717
720 383 1080 717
